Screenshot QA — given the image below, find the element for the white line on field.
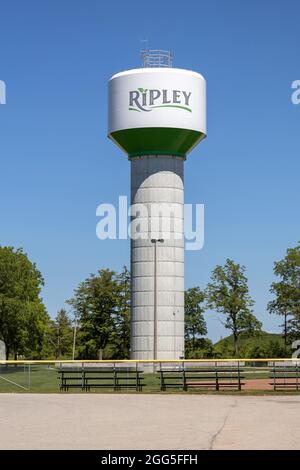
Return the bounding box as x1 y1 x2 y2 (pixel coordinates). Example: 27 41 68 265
0 375 29 390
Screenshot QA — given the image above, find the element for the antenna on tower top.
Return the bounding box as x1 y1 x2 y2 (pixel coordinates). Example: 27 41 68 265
140 38 149 53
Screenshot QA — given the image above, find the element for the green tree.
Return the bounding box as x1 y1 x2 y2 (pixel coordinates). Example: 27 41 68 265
53 309 73 359
268 242 300 346
67 269 119 359
206 259 262 356
113 266 131 359
186 338 214 359
0 246 48 359
38 318 57 359
184 287 207 356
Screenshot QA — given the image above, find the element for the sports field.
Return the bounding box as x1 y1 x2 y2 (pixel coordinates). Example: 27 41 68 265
0 394 300 449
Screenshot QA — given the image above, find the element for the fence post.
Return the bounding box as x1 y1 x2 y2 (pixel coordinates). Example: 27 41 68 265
215 361 219 391
183 366 186 391
82 362 85 391
159 363 163 391
114 363 117 391
28 363 31 392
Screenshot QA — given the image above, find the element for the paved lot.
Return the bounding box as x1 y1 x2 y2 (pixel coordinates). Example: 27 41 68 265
0 394 300 449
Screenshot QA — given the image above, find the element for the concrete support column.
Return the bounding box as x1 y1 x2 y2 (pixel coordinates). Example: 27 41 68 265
130 155 185 361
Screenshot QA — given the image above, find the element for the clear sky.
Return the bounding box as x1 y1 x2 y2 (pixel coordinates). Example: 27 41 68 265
0 0 299 342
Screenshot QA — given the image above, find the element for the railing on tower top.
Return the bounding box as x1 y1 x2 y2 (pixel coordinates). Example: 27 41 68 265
141 50 172 68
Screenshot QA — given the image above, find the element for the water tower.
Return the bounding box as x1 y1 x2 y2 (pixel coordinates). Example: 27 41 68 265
108 50 206 361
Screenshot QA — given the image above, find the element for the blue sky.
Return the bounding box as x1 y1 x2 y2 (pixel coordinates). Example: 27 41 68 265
0 0 299 342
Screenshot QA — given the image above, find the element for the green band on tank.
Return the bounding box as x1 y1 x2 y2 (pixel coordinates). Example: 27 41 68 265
109 127 206 157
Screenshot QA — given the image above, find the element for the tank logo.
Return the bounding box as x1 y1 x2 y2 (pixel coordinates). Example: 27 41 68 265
129 88 192 112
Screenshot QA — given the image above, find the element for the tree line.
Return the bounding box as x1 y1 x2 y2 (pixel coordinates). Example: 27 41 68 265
0 242 299 360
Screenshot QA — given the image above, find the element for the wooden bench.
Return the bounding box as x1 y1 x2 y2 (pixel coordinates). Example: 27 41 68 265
84 368 144 391
269 365 300 391
58 368 85 391
58 367 144 392
158 367 244 391
158 369 185 391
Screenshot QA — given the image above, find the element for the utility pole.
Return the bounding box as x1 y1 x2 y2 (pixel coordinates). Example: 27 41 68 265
72 315 78 361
